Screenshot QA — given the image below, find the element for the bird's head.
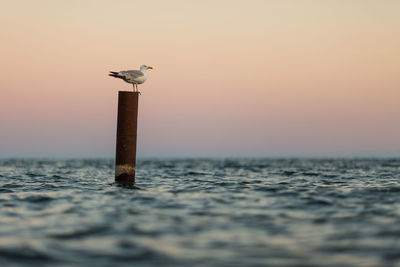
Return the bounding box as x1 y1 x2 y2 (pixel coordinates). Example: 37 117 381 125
140 65 153 71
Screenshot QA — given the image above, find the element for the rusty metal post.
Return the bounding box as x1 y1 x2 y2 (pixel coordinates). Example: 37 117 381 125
115 91 139 185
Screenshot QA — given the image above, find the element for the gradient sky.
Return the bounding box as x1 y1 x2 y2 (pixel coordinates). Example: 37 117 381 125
1 0 399 158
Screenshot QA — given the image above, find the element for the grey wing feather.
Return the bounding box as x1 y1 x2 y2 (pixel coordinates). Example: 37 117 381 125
121 70 144 80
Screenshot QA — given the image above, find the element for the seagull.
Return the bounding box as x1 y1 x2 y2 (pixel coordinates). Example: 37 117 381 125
109 65 153 92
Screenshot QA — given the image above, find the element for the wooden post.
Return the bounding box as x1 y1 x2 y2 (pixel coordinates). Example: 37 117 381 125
115 91 139 185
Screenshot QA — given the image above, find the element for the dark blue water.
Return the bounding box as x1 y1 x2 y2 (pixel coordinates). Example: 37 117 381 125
1 159 399 266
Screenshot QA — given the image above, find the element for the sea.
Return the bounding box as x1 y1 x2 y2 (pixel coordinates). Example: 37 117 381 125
0 158 399 267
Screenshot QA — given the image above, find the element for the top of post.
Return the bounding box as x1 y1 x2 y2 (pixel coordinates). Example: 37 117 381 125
118 91 141 95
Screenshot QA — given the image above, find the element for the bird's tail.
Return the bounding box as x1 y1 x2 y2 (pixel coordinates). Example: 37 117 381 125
109 71 123 79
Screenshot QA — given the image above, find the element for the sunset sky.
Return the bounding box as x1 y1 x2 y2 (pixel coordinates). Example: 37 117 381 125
1 0 399 158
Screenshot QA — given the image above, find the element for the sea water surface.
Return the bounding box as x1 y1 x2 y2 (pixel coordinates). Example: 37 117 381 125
0 159 400 267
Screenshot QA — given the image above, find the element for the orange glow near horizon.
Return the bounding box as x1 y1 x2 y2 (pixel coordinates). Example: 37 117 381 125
1 0 399 157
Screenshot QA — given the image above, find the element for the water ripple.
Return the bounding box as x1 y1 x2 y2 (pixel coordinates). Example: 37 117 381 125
0 158 399 266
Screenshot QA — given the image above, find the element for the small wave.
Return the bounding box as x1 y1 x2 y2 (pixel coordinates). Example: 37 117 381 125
184 171 209 176
2 183 22 189
376 229 400 237
51 174 67 180
302 172 320 176
367 187 400 193
47 225 111 240
24 195 54 203
254 186 279 192
282 170 296 176
383 252 400 261
212 181 236 187
0 188 13 193
0 246 56 263
304 197 333 206
26 172 43 177
127 225 161 237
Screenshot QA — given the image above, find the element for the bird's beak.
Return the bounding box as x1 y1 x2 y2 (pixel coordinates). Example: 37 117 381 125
147 66 153 70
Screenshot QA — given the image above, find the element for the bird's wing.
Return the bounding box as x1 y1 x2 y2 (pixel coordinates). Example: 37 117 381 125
120 70 144 80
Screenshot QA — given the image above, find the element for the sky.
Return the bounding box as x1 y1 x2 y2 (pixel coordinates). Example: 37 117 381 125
0 0 399 158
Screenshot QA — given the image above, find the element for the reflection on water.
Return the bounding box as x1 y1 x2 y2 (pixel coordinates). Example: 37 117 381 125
0 158 399 266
